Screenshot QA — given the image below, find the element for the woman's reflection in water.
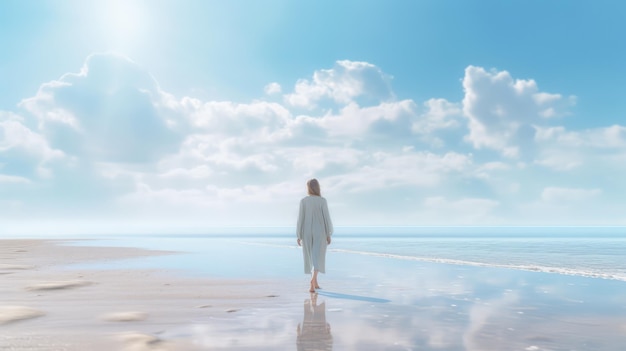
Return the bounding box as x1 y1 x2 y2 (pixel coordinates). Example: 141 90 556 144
297 293 333 351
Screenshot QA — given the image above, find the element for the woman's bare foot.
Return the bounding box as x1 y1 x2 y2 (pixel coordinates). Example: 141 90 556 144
310 270 320 292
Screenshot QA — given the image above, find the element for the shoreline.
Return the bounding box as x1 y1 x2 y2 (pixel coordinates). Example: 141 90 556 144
331 247 626 282
2 238 626 350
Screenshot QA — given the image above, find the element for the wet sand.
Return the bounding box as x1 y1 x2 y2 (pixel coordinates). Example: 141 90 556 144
0 239 289 350
2 238 626 350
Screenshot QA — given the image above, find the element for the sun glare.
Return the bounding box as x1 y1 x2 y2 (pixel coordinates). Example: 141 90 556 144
98 0 148 49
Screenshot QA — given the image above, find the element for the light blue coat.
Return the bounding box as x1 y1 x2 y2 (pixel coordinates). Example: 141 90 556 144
297 195 333 274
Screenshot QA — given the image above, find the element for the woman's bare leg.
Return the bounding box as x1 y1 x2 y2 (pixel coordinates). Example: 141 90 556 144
310 270 319 292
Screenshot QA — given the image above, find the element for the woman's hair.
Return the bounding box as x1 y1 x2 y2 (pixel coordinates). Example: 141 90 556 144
307 178 321 196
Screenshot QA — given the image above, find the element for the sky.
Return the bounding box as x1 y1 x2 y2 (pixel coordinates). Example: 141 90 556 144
1 0 626 234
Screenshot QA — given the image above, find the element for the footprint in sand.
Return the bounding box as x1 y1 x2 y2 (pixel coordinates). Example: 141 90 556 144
0 264 35 270
101 311 148 322
116 332 174 351
25 280 93 291
0 305 45 325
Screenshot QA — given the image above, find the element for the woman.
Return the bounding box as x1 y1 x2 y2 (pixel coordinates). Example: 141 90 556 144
297 178 333 293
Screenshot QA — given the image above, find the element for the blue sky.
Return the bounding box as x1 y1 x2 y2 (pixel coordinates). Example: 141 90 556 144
1 0 626 234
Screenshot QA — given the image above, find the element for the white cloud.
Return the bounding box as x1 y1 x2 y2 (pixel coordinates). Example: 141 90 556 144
533 92 562 105
411 98 463 148
462 66 575 157
534 125 626 171
515 186 611 225
116 180 303 226
541 187 601 203
177 98 291 137
0 174 31 184
0 112 65 179
264 82 282 95
412 98 462 134
473 161 511 180
156 133 283 182
421 196 500 223
3 54 626 228
534 150 582 171
326 150 473 194
535 125 626 149
284 60 394 109
317 100 416 139
0 117 63 160
159 165 213 180
20 53 181 163
285 146 362 178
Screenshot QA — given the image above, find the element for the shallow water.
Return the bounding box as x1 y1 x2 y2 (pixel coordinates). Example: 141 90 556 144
156 260 626 351
64 230 626 350
69 226 626 282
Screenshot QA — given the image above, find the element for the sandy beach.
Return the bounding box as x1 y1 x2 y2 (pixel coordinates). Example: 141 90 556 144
0 239 291 351
2 237 626 350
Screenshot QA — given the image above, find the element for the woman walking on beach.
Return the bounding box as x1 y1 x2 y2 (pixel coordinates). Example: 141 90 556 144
297 178 333 293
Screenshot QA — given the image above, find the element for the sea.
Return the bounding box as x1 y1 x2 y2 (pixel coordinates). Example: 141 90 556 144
67 226 626 282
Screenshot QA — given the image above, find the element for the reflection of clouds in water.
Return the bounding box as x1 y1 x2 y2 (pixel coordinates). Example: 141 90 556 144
297 294 332 351
316 265 474 349
152 259 626 350
358 265 473 304
334 319 417 350
181 313 297 349
329 263 528 350
462 290 519 351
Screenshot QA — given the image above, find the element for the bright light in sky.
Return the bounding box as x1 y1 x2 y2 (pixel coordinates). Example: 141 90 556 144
78 0 151 52
1 1 626 235
100 0 145 44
